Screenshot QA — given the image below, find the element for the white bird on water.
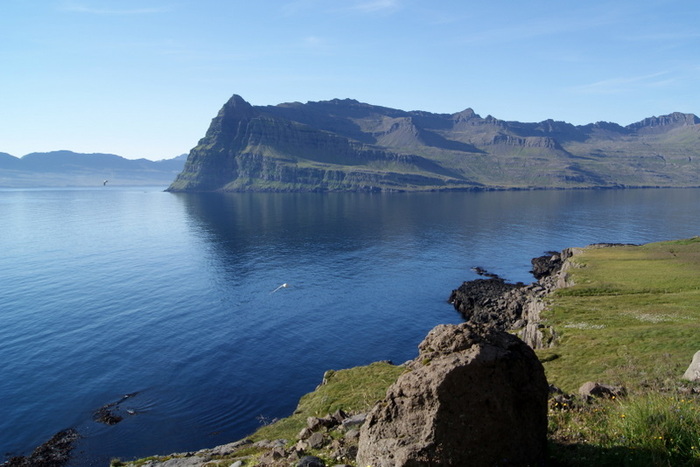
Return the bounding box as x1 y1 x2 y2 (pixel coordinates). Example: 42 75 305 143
270 283 289 294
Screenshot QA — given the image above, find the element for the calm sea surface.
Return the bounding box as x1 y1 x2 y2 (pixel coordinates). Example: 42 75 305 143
2 187 700 466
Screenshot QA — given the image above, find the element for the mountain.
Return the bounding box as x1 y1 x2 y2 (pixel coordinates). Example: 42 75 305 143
168 95 700 192
0 151 187 188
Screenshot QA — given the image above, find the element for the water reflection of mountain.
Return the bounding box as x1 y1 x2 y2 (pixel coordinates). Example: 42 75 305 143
173 188 700 284
173 192 460 253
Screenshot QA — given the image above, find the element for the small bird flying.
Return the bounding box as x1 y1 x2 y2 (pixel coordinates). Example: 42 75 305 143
270 283 289 294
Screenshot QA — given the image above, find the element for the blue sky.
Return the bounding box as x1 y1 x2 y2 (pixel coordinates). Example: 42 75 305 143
1 0 698 160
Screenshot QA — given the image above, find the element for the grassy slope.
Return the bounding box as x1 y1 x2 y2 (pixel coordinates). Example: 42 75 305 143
537 238 700 392
250 362 405 442
539 238 700 465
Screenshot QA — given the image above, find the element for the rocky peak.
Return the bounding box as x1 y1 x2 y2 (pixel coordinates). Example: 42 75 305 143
200 94 258 143
587 120 628 132
627 112 700 131
451 107 478 122
326 98 362 106
536 118 579 134
219 94 257 120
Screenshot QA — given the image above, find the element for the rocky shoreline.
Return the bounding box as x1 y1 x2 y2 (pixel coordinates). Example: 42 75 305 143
7 241 699 466
448 243 639 350
1 429 79 467
4 247 587 467
101 247 586 467
448 247 577 349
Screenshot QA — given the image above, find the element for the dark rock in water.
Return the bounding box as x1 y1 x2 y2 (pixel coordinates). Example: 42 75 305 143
93 404 124 425
448 278 527 330
2 428 79 467
450 247 582 349
471 266 502 279
92 392 140 425
356 322 549 467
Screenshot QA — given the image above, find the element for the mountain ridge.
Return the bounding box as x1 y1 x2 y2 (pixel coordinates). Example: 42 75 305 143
164 94 699 191
0 151 186 188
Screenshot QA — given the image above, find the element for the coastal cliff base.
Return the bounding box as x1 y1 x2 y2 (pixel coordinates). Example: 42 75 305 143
448 248 578 349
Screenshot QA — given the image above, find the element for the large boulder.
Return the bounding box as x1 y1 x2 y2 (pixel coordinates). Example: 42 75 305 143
683 350 700 381
356 323 548 467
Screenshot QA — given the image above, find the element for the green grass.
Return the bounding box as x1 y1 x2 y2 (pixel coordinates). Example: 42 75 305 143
548 393 700 466
537 237 700 392
540 238 700 465
613 394 700 462
250 361 405 442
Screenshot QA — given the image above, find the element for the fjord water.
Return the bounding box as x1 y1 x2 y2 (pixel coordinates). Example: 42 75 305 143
2 187 700 466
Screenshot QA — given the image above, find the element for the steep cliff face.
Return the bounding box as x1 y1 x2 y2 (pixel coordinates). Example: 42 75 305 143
168 95 700 192
169 95 473 192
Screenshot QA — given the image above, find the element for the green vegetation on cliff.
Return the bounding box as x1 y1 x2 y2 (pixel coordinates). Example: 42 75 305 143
168 95 700 192
251 361 405 443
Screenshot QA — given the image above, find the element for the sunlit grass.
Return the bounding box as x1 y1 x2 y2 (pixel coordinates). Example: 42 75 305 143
538 237 700 392
549 393 700 466
541 238 700 465
250 361 405 442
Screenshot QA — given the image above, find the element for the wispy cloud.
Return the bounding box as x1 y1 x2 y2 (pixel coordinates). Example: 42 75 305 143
350 0 401 13
297 35 334 55
281 0 401 17
59 2 170 15
461 17 605 46
457 5 625 46
622 30 700 42
302 35 325 48
572 72 676 95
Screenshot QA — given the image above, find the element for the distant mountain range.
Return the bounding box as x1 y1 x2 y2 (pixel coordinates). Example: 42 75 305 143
0 151 187 188
167 95 700 192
